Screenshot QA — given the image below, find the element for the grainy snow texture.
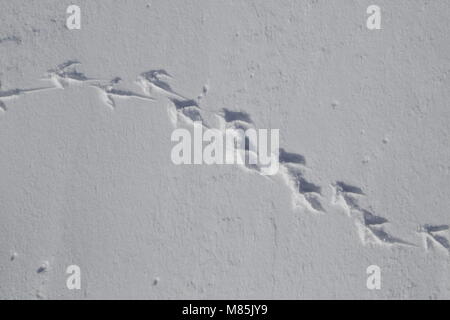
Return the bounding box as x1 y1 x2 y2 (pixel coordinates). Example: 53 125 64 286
1 0 450 299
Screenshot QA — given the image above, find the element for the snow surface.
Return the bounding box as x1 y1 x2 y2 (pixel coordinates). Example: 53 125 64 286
0 0 449 299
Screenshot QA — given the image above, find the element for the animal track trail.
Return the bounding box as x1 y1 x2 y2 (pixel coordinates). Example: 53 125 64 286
335 181 365 196
89 77 155 109
214 108 263 174
0 80 56 113
137 69 190 101
220 109 254 126
356 210 415 247
168 98 208 128
331 182 415 247
271 146 324 212
331 181 365 216
279 148 306 165
1 61 449 255
42 62 156 109
43 60 105 89
419 225 450 254
158 68 450 252
144 73 263 176
361 210 388 226
136 69 213 128
279 164 325 213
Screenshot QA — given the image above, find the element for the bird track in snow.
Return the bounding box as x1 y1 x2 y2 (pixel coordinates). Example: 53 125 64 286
1 60 448 254
89 77 155 109
0 80 56 112
419 224 450 254
42 60 104 89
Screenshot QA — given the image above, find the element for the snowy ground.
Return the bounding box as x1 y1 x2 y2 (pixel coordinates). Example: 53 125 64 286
1 0 449 299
